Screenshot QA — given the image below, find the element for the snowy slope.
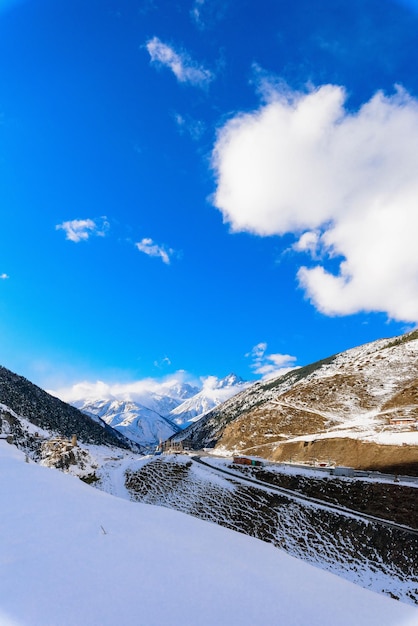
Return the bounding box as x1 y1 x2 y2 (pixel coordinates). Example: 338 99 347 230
1 440 417 626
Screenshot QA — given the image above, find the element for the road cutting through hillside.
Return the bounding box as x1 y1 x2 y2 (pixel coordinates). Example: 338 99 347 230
191 455 418 537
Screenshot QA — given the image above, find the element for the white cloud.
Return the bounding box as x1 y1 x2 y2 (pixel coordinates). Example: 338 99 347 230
50 371 199 404
212 83 418 322
135 238 174 265
153 356 172 369
56 217 109 243
246 343 298 380
0 273 9 280
292 231 321 256
146 36 213 87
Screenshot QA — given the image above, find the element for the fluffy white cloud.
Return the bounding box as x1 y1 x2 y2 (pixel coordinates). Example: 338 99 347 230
56 217 109 243
146 36 213 87
246 343 298 380
0 273 9 280
292 231 320 256
212 84 418 322
50 371 198 404
135 238 174 265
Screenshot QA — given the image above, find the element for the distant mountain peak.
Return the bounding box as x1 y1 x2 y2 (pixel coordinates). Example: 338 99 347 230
216 373 244 388
68 373 247 446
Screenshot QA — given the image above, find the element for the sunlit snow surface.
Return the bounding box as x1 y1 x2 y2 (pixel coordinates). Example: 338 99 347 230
1 442 418 626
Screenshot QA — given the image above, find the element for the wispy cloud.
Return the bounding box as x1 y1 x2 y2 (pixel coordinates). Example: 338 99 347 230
0 273 9 280
146 36 213 87
190 0 205 27
174 113 205 140
190 0 228 30
56 217 109 243
212 82 418 322
135 238 175 265
153 356 172 369
246 343 298 380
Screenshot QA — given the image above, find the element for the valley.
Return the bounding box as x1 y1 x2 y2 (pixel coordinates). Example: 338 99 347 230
2 330 418 619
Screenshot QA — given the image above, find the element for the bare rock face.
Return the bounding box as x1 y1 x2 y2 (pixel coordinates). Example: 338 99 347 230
40 436 90 472
176 331 418 473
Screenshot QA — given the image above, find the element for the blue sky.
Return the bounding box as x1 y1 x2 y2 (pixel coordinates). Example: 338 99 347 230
1 0 418 392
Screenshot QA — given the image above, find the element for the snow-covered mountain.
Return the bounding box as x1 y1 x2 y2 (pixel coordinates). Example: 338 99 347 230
170 373 248 426
72 374 246 447
77 398 181 447
174 331 418 473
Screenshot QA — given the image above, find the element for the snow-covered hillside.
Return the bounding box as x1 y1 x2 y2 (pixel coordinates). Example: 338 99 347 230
1 440 417 626
175 331 418 471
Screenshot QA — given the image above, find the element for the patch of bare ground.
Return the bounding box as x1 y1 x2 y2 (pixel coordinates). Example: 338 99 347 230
281 374 379 414
234 465 418 529
124 456 418 605
381 378 418 416
264 437 418 476
218 405 327 451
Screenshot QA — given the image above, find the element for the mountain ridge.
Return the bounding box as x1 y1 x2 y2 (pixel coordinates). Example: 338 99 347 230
73 373 247 447
173 331 418 473
0 364 135 453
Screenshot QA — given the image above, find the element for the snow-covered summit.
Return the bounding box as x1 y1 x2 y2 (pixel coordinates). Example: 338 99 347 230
68 374 247 446
216 373 245 388
170 373 248 426
76 397 181 448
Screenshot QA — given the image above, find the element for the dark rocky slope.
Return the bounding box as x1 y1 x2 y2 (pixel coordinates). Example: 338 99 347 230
0 365 133 449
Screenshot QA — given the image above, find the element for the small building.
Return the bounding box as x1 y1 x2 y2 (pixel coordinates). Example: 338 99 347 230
390 417 417 427
233 456 263 467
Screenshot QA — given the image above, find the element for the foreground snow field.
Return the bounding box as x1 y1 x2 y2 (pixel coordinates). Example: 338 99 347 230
1 442 417 626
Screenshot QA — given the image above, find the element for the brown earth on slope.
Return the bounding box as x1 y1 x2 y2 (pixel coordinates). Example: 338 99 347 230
182 333 418 474
214 374 418 473
381 379 418 416
280 373 380 415
217 403 328 451
225 436 418 475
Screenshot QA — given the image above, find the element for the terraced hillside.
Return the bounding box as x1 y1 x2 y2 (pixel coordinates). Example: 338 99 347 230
122 454 418 605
